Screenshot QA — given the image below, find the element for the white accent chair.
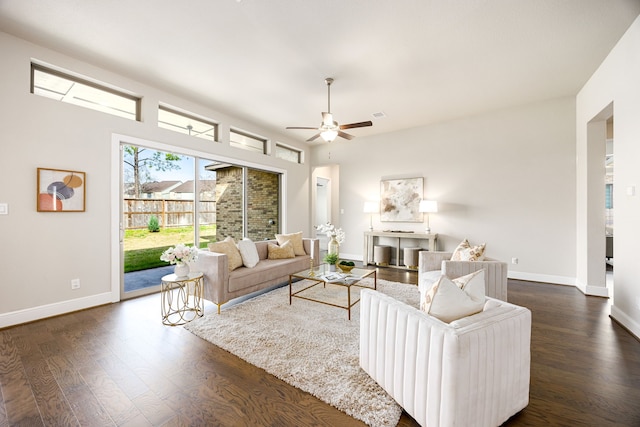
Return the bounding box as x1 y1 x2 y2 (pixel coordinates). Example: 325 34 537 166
419 251 508 301
359 289 531 427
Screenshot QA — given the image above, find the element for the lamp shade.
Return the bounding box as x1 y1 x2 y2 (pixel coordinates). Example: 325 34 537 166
363 201 378 213
419 200 438 213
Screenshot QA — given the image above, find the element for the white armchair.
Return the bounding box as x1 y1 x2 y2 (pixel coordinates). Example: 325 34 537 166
359 289 531 427
419 251 508 301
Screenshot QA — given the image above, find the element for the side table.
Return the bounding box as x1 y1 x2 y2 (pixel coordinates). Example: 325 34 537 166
161 272 204 326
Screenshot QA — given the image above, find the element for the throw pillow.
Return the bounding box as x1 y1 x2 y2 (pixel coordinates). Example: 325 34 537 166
208 237 243 271
237 238 260 268
420 270 486 323
275 231 306 256
267 240 296 259
451 238 486 261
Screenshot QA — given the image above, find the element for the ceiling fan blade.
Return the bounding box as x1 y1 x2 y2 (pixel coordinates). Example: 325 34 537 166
337 130 354 140
307 133 321 142
286 126 318 130
339 120 373 130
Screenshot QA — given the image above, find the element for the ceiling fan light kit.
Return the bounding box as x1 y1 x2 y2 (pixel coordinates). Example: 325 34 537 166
286 77 372 143
321 129 338 142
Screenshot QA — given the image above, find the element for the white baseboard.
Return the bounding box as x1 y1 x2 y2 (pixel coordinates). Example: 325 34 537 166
507 271 576 287
610 305 640 340
574 279 610 297
339 261 614 298
509 272 610 297
0 292 115 329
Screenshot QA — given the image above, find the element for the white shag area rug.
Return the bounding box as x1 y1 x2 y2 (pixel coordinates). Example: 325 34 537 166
184 278 420 427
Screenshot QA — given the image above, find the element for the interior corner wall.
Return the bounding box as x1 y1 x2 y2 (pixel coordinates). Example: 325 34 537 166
0 32 312 327
311 96 577 286
576 15 640 338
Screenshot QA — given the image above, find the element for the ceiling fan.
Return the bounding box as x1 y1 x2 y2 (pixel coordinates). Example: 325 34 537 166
286 77 372 142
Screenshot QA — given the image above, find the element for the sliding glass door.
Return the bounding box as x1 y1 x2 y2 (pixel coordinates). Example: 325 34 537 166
121 143 280 299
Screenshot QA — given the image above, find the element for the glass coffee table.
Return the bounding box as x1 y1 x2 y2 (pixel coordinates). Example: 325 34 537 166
289 264 377 320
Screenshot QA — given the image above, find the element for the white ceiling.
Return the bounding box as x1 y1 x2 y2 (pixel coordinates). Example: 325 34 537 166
1 0 639 142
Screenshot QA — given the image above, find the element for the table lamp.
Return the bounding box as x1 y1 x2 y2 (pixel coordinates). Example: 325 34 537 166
419 200 438 234
363 201 378 231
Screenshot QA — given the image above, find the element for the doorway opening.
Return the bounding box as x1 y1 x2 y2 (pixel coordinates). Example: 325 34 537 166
315 176 330 250
583 102 613 298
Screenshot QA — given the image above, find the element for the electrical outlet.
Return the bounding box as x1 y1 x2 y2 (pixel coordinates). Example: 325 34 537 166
511 257 519 265
71 279 80 290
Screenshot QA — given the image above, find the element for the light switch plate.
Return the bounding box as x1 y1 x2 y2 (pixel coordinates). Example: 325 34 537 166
0 203 7 215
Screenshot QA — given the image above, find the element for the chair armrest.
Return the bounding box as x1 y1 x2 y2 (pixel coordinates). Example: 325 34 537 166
418 251 453 272
190 249 228 304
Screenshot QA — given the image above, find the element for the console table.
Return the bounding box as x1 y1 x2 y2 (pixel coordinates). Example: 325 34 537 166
363 231 438 268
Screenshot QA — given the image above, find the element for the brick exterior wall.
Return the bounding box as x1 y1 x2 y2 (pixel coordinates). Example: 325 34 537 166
247 169 280 240
215 166 279 241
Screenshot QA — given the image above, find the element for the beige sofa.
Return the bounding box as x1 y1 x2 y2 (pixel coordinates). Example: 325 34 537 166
419 251 508 301
192 238 319 312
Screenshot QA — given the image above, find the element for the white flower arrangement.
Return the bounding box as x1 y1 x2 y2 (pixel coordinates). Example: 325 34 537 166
316 222 345 244
160 243 199 265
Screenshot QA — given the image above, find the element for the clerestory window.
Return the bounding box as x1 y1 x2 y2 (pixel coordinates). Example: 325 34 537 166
230 128 267 154
31 62 140 121
158 105 218 141
275 143 303 164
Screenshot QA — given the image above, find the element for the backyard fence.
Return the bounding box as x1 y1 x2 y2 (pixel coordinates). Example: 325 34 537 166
124 198 216 229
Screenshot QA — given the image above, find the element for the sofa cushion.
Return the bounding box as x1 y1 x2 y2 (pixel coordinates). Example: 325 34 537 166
254 240 271 260
275 231 306 256
268 241 295 259
227 256 310 293
237 238 259 268
208 237 243 271
451 238 486 261
420 270 486 323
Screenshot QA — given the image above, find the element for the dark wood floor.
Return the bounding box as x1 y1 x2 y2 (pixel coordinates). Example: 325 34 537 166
1 269 639 426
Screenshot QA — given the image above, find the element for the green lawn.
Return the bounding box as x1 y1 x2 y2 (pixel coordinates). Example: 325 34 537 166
124 225 215 272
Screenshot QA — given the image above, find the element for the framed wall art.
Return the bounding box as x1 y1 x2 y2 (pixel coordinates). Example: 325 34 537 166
380 177 423 222
37 167 86 212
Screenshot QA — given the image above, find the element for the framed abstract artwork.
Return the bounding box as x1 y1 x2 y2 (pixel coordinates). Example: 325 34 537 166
37 168 86 212
380 177 423 222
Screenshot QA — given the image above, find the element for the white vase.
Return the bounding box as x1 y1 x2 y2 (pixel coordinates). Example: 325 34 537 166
174 262 190 277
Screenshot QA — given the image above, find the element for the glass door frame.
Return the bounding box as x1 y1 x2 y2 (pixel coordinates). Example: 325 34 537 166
110 133 287 302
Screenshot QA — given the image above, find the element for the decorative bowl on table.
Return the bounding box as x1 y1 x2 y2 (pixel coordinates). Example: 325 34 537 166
337 260 356 273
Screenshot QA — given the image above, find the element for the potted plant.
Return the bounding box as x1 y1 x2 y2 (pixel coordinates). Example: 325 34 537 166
160 243 199 277
323 253 339 271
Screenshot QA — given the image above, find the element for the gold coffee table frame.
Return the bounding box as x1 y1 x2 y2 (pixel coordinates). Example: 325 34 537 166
289 264 377 320
161 272 204 326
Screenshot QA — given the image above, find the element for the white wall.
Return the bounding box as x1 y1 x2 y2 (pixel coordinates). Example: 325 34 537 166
312 97 577 285
0 32 312 327
577 15 640 337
